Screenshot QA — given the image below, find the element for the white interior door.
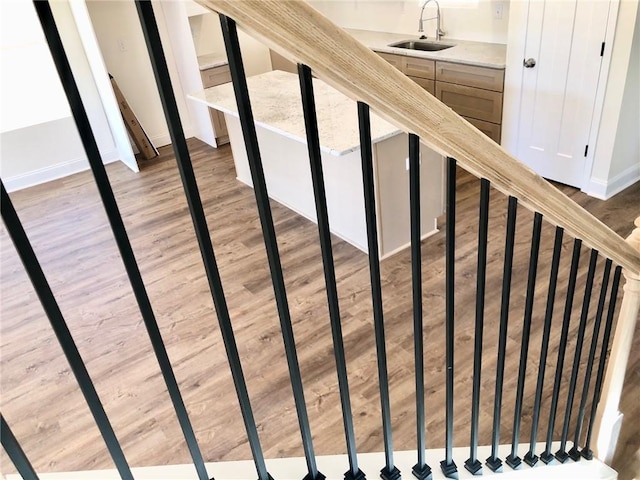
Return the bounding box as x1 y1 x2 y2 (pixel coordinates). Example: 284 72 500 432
515 0 611 188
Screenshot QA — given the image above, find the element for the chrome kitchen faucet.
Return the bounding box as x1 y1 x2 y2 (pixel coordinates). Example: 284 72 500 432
418 0 446 41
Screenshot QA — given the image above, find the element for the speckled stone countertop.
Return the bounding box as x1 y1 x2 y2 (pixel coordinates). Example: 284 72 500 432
196 30 505 71
197 53 228 71
346 28 506 69
189 70 400 156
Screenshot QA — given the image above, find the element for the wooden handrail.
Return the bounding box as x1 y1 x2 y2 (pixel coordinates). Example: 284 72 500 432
197 0 640 275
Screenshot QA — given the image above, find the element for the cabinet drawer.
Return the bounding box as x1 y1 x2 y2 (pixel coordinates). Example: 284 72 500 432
201 65 231 88
404 56 435 80
436 82 503 124
436 61 504 92
409 76 435 96
378 52 404 70
463 116 501 143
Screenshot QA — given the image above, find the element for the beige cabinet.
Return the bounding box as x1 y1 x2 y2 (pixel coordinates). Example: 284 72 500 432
201 64 231 145
380 53 436 95
436 82 503 124
435 61 504 92
462 116 502 144
404 57 435 80
377 52 504 143
378 52 405 70
409 76 435 96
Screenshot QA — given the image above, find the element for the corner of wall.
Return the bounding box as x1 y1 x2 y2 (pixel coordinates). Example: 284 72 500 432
583 162 640 200
586 0 639 196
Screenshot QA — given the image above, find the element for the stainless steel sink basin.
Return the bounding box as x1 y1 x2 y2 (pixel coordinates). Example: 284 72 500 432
389 40 455 51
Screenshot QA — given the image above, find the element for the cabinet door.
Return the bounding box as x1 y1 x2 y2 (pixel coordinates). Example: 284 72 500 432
436 62 504 92
436 82 503 123
378 52 405 70
209 109 229 144
201 65 231 89
404 57 435 79
463 116 501 143
409 76 435 96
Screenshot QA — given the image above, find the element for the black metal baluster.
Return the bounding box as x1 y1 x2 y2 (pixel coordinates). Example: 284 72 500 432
136 4 278 480
440 157 458 478
486 195 518 472
33 2 210 478
540 239 583 464
581 266 623 460
506 212 543 469
556 249 599 462
407 134 432 480
1 183 133 480
524 226 564 466
220 16 321 480
298 63 363 480
569 259 612 460
357 102 400 480
464 178 490 475
1 414 39 480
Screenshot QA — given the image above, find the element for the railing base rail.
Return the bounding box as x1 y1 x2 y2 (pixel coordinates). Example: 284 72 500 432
3 444 617 480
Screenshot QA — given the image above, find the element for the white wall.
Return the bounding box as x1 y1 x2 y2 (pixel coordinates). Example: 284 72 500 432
188 11 273 77
308 0 510 44
85 0 193 149
587 0 640 198
159 1 216 147
610 11 639 179
52 0 118 161
0 0 120 191
0 1 70 133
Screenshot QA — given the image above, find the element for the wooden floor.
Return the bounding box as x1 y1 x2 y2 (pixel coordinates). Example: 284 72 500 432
1 139 638 478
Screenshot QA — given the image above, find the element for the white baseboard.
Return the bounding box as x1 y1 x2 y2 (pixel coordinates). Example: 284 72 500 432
380 222 440 260
3 150 120 193
150 133 172 148
584 163 640 200
149 128 192 149
5 443 617 480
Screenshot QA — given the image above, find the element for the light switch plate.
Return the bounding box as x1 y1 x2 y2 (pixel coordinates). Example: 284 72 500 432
493 2 504 20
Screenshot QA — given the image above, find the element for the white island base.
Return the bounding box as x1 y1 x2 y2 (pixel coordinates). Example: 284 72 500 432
190 70 444 259
225 115 443 259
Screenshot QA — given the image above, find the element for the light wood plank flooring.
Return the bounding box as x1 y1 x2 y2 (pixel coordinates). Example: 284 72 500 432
1 139 638 477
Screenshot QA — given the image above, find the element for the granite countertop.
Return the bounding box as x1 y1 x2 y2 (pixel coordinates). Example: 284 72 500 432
197 53 228 71
189 70 400 156
346 28 507 69
196 29 505 72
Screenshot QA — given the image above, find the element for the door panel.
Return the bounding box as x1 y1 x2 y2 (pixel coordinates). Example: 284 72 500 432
516 0 609 187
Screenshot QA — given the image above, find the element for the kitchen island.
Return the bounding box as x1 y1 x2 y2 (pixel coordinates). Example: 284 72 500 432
190 70 443 258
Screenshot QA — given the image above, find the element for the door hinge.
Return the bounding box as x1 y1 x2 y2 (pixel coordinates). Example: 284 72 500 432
584 145 589 157
600 42 605 56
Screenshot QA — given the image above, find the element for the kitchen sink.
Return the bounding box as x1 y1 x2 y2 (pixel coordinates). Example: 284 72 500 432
389 40 455 51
